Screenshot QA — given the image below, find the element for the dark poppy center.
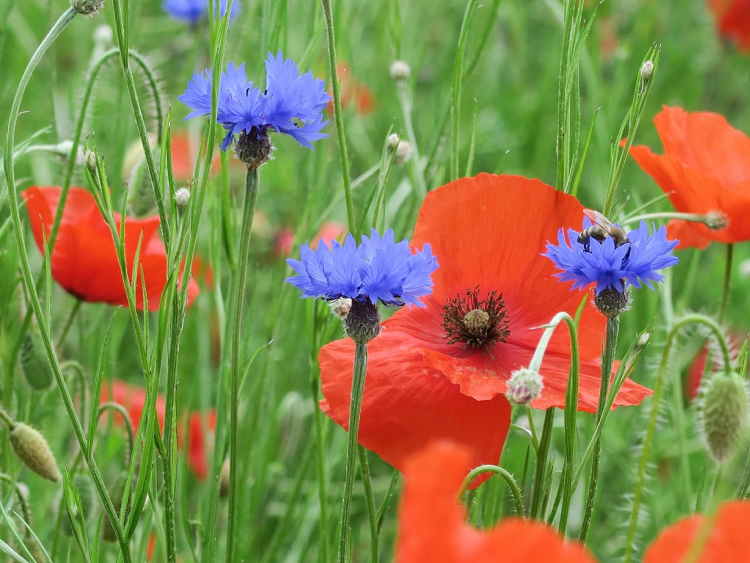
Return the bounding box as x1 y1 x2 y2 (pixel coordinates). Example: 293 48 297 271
441 286 510 350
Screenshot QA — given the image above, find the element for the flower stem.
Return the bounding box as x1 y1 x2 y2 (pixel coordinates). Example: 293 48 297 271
579 315 619 541
320 0 356 237
623 314 731 563
226 167 260 562
337 341 368 563
719 243 733 323
358 445 378 563
458 465 524 517
529 408 555 520
621 211 716 227
395 80 427 199
312 375 330 562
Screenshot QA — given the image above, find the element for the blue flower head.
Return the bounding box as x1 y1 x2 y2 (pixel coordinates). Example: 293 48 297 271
163 0 239 25
544 217 678 296
178 51 331 165
285 229 439 308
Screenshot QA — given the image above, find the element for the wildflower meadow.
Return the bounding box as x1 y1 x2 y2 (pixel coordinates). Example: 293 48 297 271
3 0 750 561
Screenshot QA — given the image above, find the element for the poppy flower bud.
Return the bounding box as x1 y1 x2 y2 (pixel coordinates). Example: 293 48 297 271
329 298 352 321
71 0 105 16
344 299 381 344
506 368 544 405
9 423 62 482
700 371 748 463
174 187 191 211
61 473 96 536
705 211 729 231
127 148 160 217
390 60 411 81
395 141 412 166
19 328 54 391
594 286 631 318
219 458 231 498
640 60 654 81
387 133 401 151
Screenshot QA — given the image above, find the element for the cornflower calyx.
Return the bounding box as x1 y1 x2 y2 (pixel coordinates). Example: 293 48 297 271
442 286 510 350
179 52 331 155
544 217 679 297
71 0 105 15
506 368 544 405
345 298 381 344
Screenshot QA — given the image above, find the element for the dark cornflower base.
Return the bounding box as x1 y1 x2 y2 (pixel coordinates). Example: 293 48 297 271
345 299 381 344
235 128 274 169
594 286 632 318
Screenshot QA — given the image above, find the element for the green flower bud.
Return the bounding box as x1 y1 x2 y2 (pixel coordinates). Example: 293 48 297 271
506 368 544 405
9 423 61 482
701 371 749 463
19 329 54 391
61 473 96 536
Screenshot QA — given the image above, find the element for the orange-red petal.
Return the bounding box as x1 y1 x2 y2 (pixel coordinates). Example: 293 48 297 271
395 441 595 563
644 500 750 562
710 0 750 52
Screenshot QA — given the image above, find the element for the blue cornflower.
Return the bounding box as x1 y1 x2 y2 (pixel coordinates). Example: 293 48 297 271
163 0 239 25
544 218 678 295
285 229 438 308
178 51 331 161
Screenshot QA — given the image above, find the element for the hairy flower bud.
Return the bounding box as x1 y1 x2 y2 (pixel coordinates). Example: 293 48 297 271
387 133 401 151
61 473 96 536
701 371 749 463
505 368 544 405
10 423 61 482
395 141 412 165
640 60 654 81
174 187 191 211
19 328 54 391
71 0 105 16
389 60 411 81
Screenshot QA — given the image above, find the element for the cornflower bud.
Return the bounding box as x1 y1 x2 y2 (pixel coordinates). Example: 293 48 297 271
640 60 654 81
9 423 62 482
387 133 401 151
174 187 191 211
71 0 105 16
395 140 412 165
701 371 749 463
82 149 98 172
19 328 54 391
390 60 411 81
505 368 544 405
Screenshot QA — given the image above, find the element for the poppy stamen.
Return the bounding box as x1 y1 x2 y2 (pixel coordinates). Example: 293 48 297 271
442 286 510 350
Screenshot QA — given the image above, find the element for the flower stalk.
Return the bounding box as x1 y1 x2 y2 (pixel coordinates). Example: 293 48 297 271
227 166 260 562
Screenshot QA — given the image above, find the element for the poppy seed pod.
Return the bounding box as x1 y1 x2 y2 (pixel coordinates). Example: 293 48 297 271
701 371 749 463
19 329 54 391
9 423 62 482
506 368 544 405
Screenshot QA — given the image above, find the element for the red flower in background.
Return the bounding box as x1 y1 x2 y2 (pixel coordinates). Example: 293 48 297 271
169 130 244 180
100 380 215 481
395 442 594 563
709 0 750 52
327 63 375 115
22 186 199 311
319 174 651 486
644 500 750 562
629 106 750 250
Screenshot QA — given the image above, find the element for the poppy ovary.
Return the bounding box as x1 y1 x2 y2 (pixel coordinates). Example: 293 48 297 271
441 286 510 350
235 128 275 169
594 284 631 318
344 298 381 344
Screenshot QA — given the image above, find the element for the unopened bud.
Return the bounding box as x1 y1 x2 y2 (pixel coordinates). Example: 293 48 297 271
635 332 650 352
329 298 352 321
82 149 98 172
219 458 231 498
71 0 105 16
61 473 96 536
705 211 729 231
640 60 654 81
19 329 54 391
394 141 412 166
701 371 749 463
386 134 401 151
10 423 61 482
174 187 191 211
506 368 544 405
389 61 411 81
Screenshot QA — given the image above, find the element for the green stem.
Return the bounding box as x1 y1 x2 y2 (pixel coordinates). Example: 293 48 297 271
555 0 574 191
529 409 555 520
0 407 14 428
458 465 524 517
337 341 368 563
449 0 477 181
395 81 427 198
719 244 733 323
57 299 82 349
623 315 731 563
579 315 619 541
226 166 260 562
358 445 378 563
312 375 330 562
621 211 715 227
320 0 356 237
3 8 131 561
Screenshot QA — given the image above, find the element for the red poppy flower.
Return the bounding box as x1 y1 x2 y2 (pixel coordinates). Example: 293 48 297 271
99 380 215 481
629 106 750 250
709 0 750 52
396 441 594 563
21 186 199 311
319 174 651 484
644 500 750 562
327 63 375 115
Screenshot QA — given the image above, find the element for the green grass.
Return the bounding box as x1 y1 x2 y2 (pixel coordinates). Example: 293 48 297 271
2 0 750 561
